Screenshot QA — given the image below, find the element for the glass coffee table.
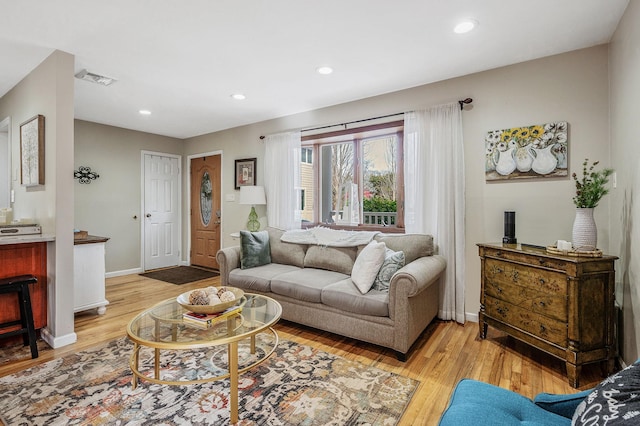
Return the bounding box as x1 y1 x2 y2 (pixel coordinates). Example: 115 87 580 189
126 293 281 424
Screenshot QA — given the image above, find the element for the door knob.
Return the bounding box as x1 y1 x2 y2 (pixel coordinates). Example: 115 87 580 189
146 213 151 218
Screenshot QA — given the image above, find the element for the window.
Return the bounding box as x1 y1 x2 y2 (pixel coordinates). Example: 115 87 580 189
301 147 313 164
300 120 404 228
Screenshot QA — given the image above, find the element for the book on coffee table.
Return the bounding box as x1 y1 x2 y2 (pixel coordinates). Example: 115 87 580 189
182 305 242 328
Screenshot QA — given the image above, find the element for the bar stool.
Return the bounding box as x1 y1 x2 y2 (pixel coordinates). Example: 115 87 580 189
0 275 38 359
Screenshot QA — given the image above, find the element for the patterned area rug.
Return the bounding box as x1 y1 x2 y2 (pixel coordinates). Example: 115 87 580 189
0 336 418 425
139 266 219 284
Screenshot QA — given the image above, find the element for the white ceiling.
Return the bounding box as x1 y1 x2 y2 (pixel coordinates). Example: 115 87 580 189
0 0 630 139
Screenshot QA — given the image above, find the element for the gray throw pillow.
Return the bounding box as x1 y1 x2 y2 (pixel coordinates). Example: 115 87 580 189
572 360 640 425
240 230 271 269
372 248 405 292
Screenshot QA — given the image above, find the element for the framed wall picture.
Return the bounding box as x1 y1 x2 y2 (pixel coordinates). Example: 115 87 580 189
235 158 256 189
484 121 568 181
20 114 45 186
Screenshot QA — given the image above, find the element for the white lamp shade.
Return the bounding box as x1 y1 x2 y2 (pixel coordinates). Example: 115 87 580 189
239 185 266 205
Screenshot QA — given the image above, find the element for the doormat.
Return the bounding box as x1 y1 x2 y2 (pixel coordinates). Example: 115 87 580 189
139 266 219 285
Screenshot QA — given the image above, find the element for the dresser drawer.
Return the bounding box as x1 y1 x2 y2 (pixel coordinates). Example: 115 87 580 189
484 276 567 322
485 295 567 347
482 246 570 272
485 258 567 295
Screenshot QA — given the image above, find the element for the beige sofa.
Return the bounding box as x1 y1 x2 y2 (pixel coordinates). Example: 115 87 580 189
216 227 446 359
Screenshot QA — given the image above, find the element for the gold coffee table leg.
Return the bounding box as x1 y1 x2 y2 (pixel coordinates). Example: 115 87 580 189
154 348 160 379
132 342 139 389
229 341 239 424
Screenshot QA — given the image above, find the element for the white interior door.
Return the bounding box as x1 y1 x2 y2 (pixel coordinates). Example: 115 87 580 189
143 153 181 270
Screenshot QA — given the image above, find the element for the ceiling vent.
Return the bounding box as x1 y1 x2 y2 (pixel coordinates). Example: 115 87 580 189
74 69 117 86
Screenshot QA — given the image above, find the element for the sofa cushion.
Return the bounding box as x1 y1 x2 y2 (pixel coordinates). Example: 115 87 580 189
374 233 433 263
372 248 405 292
267 226 306 267
240 230 271 269
271 269 349 303
304 245 357 275
572 360 640 425
439 379 571 426
352 240 386 294
321 279 389 317
229 263 301 292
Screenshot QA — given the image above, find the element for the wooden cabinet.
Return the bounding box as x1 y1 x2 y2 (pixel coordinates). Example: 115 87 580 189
74 236 109 314
0 242 47 335
478 243 617 387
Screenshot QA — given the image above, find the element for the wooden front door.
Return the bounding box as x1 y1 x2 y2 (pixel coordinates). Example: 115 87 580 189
190 155 221 269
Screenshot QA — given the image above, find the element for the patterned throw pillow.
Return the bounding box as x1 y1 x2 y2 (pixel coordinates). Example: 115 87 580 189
572 361 640 425
371 248 405 292
240 230 271 269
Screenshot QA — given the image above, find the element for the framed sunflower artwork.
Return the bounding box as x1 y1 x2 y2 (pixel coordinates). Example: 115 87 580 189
485 121 568 181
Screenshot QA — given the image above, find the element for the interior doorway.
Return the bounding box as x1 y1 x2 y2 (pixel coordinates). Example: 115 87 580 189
142 152 181 271
190 154 221 269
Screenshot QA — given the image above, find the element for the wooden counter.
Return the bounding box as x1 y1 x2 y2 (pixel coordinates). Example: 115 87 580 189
0 238 51 342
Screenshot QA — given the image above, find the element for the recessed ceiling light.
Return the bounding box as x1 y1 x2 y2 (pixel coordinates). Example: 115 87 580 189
316 66 333 75
454 19 478 34
139 110 151 115
231 93 246 100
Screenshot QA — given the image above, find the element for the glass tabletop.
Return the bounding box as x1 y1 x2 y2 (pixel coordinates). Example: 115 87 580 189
127 293 282 349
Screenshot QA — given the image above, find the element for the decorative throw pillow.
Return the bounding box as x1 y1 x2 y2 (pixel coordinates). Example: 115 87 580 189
372 248 405 292
351 240 386 294
572 361 640 425
240 230 271 269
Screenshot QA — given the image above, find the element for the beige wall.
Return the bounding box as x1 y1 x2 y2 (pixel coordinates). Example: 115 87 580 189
184 45 611 324
0 50 76 347
609 0 640 364
74 120 184 273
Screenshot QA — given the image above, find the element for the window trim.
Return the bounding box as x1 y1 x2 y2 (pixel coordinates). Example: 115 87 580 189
301 120 404 230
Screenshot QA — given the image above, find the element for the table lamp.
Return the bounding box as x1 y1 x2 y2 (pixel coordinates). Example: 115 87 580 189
239 185 266 232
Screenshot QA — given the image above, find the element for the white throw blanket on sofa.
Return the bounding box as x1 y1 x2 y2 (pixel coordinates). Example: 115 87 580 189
281 226 379 247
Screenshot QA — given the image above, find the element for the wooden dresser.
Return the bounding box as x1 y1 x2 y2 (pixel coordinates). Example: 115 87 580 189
477 243 617 387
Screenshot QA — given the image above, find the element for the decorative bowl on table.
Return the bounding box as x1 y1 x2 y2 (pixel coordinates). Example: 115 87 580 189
177 286 245 314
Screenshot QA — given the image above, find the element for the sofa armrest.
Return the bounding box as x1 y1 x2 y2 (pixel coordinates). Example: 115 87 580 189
216 246 241 286
391 255 447 297
533 389 592 419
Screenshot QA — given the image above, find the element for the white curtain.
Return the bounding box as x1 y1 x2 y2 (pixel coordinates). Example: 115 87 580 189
404 102 465 323
264 131 302 230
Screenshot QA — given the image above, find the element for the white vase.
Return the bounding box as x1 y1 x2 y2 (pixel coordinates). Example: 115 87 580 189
572 208 597 251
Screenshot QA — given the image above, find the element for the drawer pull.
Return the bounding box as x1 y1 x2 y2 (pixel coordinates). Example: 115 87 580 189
497 286 503 294
539 301 546 307
540 325 546 333
539 278 546 285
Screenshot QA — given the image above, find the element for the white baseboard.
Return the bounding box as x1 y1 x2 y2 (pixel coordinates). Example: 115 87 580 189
41 328 77 348
465 312 479 323
106 267 143 278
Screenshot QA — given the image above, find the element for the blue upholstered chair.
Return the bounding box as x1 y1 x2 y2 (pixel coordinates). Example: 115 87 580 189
438 379 591 425
439 360 640 426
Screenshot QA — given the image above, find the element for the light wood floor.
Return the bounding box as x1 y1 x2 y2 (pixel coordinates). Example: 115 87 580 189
1 273 607 425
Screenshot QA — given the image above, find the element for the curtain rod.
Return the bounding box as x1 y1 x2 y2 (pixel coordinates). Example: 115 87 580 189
259 97 472 140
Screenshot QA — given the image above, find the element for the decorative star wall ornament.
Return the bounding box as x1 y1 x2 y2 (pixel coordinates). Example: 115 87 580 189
74 166 100 184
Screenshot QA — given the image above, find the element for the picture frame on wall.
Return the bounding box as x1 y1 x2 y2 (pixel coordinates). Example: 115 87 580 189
235 158 256 189
484 121 568 181
20 114 45 187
